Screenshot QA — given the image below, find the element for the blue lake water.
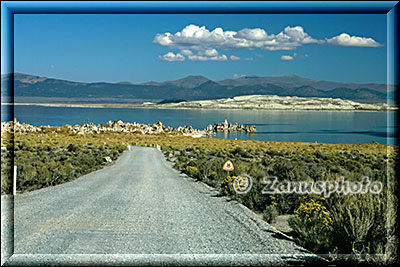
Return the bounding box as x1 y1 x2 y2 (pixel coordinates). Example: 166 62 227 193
1 105 397 145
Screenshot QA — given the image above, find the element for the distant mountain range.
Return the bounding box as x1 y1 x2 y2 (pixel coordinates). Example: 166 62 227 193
1 73 395 104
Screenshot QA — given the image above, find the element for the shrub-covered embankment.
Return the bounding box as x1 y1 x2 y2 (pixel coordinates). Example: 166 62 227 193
160 139 397 265
1 130 126 194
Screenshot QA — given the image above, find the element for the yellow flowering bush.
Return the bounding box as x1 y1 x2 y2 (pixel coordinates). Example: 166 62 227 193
295 199 333 231
221 175 237 189
185 166 198 172
269 195 277 206
185 166 200 179
289 199 333 253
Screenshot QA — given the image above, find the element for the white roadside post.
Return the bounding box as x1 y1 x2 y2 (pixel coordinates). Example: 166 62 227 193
13 165 17 195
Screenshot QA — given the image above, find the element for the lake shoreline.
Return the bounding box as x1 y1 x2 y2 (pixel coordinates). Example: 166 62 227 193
2 103 394 144
1 102 396 112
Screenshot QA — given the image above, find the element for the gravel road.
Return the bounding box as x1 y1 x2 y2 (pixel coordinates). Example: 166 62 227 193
1 146 325 266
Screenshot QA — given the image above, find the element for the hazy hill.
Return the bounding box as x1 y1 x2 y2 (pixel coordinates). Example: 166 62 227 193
141 75 209 89
218 74 391 93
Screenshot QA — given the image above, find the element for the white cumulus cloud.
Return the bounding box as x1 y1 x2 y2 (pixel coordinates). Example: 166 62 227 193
235 28 268 41
326 33 382 47
189 55 227 61
153 24 320 52
202 49 219 57
180 49 193 56
158 52 185 62
187 49 228 61
154 25 382 62
281 55 294 61
280 52 309 61
230 55 253 61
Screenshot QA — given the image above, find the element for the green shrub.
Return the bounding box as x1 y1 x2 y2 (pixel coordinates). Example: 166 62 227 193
263 205 278 223
326 192 390 264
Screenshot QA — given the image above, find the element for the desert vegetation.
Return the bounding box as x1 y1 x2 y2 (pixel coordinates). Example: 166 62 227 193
1 129 126 194
1 126 397 265
161 141 397 265
158 136 397 265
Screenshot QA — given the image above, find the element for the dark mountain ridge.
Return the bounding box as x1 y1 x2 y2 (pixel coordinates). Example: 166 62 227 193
1 73 393 104
141 75 209 89
218 74 392 93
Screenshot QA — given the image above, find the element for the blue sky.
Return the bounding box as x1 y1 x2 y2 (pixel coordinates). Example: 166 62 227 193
14 14 387 84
